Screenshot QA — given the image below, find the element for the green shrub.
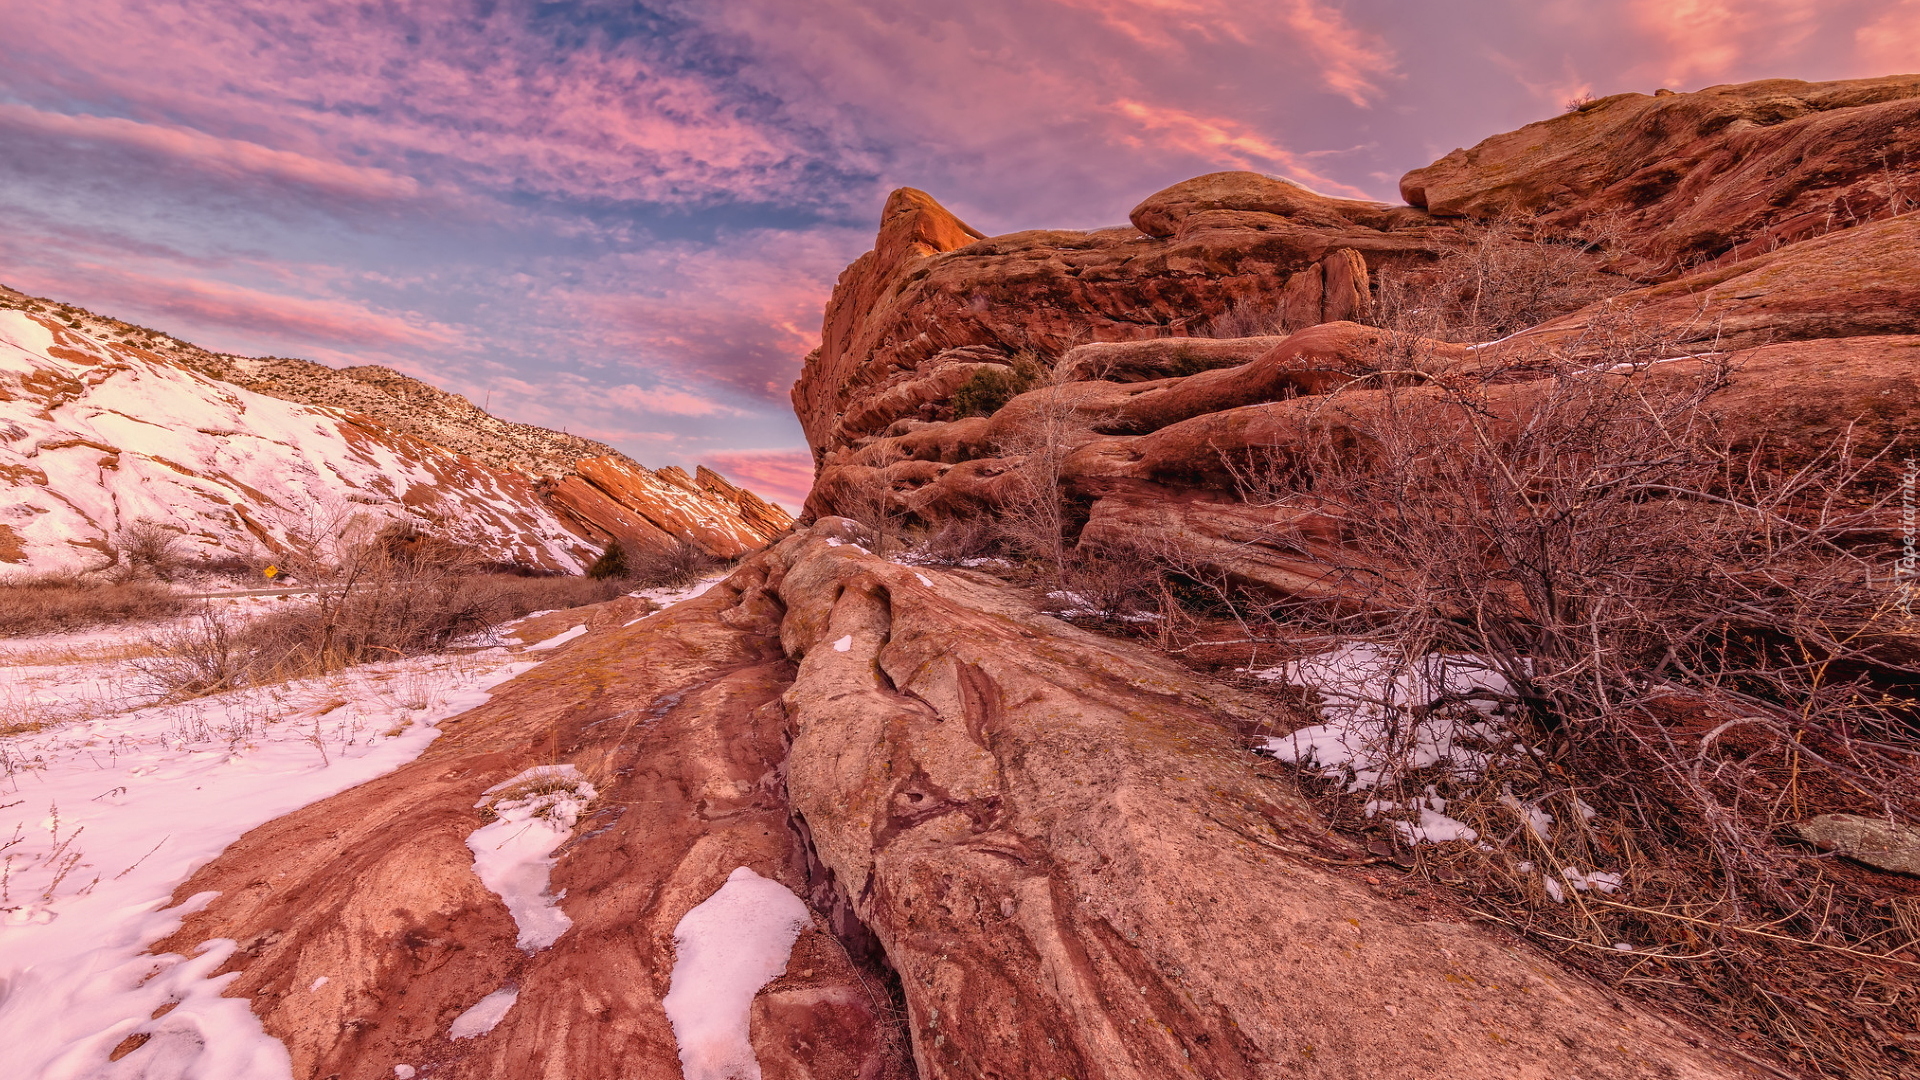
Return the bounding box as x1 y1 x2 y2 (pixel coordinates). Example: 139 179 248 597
951 354 1045 418
586 541 628 580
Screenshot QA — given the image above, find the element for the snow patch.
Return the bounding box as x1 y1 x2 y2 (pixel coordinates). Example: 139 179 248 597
525 624 587 651
831 635 853 653
1254 643 1518 790
449 986 520 1039
662 867 811 1080
0 641 535 1080
465 765 596 952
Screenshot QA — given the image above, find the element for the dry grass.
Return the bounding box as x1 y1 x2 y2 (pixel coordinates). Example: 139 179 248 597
0 576 186 637
135 563 631 698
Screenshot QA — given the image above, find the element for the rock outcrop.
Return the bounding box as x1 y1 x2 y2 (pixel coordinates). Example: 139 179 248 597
0 297 791 574
792 78 1920 603
1401 75 1920 272
141 522 1763 1079
791 175 1458 462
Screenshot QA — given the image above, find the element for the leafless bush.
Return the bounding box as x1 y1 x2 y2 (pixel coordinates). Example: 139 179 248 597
833 484 915 558
1205 297 1287 339
626 538 724 589
135 540 631 697
1234 346 1919 1077
0 575 186 637
920 517 998 564
110 520 187 582
1369 221 1627 342
990 378 1090 582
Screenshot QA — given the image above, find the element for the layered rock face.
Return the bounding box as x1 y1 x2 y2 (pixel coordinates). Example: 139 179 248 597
142 522 1761 1080
0 300 790 574
793 77 1920 598
1401 75 1920 271
790 179 1457 461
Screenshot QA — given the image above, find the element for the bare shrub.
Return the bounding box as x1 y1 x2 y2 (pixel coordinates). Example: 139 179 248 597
1369 221 1627 342
921 517 998 564
626 538 723 589
1205 297 1286 339
1234 346 1919 1077
0 576 185 637
833 484 915 558
990 377 1087 582
134 541 632 698
110 520 186 582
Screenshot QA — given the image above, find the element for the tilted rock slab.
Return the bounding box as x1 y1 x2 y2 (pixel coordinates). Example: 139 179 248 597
146 522 1766 1079
1401 75 1920 270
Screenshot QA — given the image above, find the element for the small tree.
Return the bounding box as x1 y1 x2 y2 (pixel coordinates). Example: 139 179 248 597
586 541 629 580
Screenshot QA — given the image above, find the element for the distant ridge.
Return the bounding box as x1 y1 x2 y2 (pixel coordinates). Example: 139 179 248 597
0 284 791 574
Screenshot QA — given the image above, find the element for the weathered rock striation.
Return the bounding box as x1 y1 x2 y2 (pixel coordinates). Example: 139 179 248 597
790 178 1457 463
1401 75 1920 272
142 522 1763 1079
792 77 1920 602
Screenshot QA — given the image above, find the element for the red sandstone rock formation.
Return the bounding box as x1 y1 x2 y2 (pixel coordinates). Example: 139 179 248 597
150 522 1763 1079
1401 75 1920 272
790 175 1457 463
791 77 1920 605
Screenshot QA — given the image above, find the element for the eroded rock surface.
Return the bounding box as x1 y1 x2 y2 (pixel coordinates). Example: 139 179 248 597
148 523 1764 1079
793 80 1920 605
1401 75 1920 270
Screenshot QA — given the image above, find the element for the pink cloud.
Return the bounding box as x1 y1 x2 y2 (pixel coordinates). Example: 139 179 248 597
703 449 816 510
1857 2 1920 72
0 103 419 200
598 384 746 419
1111 100 1379 199
0 252 461 356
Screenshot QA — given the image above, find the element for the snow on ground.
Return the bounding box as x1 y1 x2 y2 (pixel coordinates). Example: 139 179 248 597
449 986 521 1040
465 765 596 952
621 576 724 626
1251 642 1519 790
525 624 588 651
0 575 725 1078
662 867 811 1080
1253 641 1626 898
0 642 536 1079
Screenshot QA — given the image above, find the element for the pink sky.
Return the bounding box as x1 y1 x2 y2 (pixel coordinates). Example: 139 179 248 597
1 0 1912 508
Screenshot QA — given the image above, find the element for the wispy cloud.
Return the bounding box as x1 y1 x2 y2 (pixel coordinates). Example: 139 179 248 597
703 449 816 510
0 104 421 200
0 0 1910 511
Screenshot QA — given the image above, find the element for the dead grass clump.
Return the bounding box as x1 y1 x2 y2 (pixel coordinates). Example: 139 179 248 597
1228 346 1920 1078
0 576 186 637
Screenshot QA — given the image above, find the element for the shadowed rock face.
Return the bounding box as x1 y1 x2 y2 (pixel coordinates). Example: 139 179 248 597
151 522 1763 1079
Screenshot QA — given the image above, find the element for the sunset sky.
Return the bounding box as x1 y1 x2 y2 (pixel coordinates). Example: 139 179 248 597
2 1 1913 507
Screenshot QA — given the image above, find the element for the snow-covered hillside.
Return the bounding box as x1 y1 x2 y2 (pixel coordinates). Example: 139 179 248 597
0 310 595 574
0 307 791 576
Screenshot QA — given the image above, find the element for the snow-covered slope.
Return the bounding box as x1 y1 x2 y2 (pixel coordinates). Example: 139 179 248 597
0 308 785 575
